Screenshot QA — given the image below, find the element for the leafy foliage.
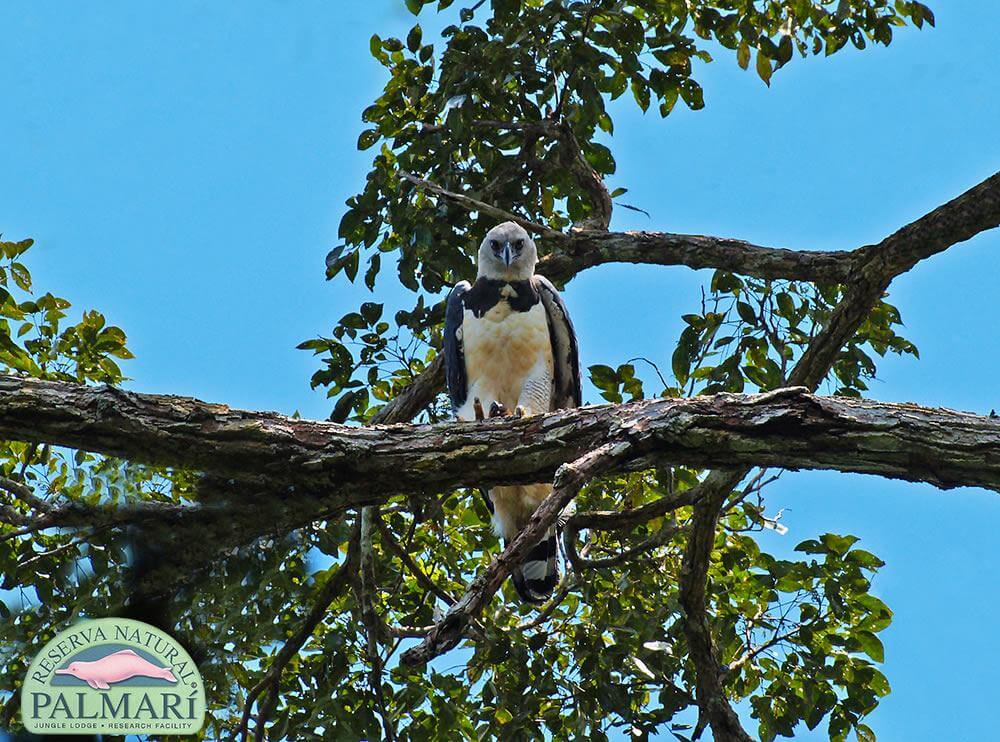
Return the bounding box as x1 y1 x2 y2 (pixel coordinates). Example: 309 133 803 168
291 1 930 738
0 238 142 715
310 0 931 423
2 0 937 739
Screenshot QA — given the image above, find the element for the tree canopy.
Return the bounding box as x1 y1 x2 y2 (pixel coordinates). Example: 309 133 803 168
6 1 1000 741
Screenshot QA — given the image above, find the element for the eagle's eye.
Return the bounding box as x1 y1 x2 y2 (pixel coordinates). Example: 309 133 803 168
514 239 524 252
489 239 501 252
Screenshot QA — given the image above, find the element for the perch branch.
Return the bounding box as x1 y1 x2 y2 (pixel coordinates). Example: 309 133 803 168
674 169 1000 740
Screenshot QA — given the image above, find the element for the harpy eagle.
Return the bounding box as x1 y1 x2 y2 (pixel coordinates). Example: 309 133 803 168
443 221 582 603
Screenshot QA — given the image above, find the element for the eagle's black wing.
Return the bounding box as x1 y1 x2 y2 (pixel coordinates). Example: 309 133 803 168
443 280 471 413
534 275 582 410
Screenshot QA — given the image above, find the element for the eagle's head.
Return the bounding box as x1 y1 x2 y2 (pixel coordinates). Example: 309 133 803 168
477 221 538 281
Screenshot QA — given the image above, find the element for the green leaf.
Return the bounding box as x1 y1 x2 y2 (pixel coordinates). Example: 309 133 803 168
756 51 772 86
339 312 367 330
795 539 824 554
330 390 359 423
360 302 383 325
737 301 758 325
776 35 793 66
588 364 618 391
847 549 885 570
869 669 891 696
672 343 691 387
776 292 795 319
10 263 31 291
821 533 860 556
358 129 380 150
528 632 548 651
737 40 750 70
856 631 885 662
407 24 423 52
679 80 704 110
631 77 651 112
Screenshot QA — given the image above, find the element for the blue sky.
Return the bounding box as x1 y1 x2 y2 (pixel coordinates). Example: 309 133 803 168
1 1 998 739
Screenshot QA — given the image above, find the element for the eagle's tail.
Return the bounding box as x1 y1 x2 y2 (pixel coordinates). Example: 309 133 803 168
487 485 565 604
507 526 558 604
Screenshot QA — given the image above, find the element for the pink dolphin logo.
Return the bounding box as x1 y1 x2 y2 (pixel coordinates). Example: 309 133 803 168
54 649 177 690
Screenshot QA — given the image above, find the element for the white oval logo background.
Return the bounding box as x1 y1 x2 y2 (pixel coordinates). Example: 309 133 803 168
21 617 206 736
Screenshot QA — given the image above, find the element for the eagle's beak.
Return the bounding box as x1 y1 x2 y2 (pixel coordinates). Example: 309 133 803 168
502 242 513 266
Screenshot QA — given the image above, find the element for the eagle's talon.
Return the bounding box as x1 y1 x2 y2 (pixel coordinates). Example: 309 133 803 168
473 398 485 421
489 401 507 418
514 405 525 418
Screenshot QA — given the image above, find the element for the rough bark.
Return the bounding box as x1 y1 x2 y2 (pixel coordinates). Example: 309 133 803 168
672 169 1000 741
400 441 633 665
4 162 997 739
369 355 444 425
385 170 1000 434
542 229 860 284
400 170 862 285
3 377 1000 521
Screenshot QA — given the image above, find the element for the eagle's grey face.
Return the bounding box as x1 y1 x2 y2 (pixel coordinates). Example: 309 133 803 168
477 221 538 281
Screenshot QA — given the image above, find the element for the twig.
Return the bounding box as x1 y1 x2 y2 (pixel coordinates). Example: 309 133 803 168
516 572 579 632
728 615 827 673
398 171 566 242
356 506 397 742
400 440 633 666
0 475 51 513
722 469 783 512
236 526 359 742
17 531 107 570
566 488 697 534
564 521 684 571
377 518 456 606
624 356 670 391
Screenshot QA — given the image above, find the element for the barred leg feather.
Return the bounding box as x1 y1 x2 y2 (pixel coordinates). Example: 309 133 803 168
508 527 558 604
489 484 560 604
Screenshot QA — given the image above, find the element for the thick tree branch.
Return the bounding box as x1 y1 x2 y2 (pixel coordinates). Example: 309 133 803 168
400 169 866 284
4 378 1000 522
3 378 1000 526
541 229 860 285
678 469 750 741
7 374 1000 684
404 168 1000 291
385 170 1000 428
556 121 612 230
790 169 1000 388
674 169 1000 740
355 506 397 742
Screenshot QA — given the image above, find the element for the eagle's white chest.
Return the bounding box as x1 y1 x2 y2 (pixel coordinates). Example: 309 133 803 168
462 291 553 410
